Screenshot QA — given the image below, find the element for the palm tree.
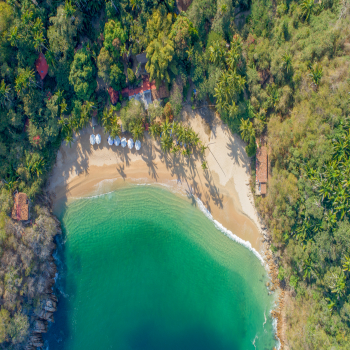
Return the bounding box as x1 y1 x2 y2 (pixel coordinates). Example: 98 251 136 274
239 118 255 143
131 122 145 141
149 123 161 138
342 256 350 272
26 153 45 177
15 68 36 94
101 108 112 134
33 31 45 52
0 80 11 108
4 179 18 192
110 118 121 139
171 145 180 155
331 271 346 299
130 0 141 11
302 258 314 282
225 46 240 71
175 124 185 144
160 118 171 137
8 26 20 47
68 114 79 133
228 102 238 119
325 297 336 311
189 130 200 147
46 49 57 69
208 41 225 67
282 52 292 73
200 145 208 155
182 148 192 157
309 63 323 89
160 134 173 152
65 132 74 147
80 101 94 128
32 158 45 177
300 0 314 21
55 90 64 104
267 83 280 108
64 0 76 19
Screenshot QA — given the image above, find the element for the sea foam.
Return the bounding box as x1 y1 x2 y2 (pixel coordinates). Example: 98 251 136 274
196 196 281 349
195 197 266 266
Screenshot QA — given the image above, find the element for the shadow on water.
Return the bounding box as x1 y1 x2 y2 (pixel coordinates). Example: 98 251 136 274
44 207 76 350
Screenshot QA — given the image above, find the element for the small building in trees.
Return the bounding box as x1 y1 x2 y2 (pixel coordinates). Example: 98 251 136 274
121 77 169 108
256 144 268 196
35 53 49 80
151 82 169 100
136 52 148 64
108 87 119 105
175 0 193 11
136 52 148 75
11 192 30 221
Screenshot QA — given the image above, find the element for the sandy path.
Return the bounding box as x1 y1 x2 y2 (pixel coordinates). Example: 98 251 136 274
48 106 264 252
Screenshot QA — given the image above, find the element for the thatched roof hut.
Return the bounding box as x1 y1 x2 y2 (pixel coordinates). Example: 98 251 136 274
11 192 29 221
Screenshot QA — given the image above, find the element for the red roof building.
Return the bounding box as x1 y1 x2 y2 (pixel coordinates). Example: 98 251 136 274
256 144 268 195
121 77 169 102
35 53 49 80
108 87 119 105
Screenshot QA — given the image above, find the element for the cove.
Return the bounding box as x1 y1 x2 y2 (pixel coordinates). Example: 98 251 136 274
45 185 277 350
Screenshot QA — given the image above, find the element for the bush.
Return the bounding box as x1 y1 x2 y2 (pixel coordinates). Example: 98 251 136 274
127 68 136 86
163 102 173 120
69 48 97 101
120 99 146 131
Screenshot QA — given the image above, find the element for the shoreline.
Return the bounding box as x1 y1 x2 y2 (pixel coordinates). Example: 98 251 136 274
47 105 284 348
48 105 265 252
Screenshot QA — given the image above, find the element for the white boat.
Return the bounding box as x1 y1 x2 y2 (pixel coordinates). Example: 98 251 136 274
135 140 141 151
114 136 120 146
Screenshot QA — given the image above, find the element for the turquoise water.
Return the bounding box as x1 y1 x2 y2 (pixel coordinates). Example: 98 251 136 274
45 185 277 350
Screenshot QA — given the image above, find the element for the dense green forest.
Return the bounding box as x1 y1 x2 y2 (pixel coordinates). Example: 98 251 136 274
0 0 349 348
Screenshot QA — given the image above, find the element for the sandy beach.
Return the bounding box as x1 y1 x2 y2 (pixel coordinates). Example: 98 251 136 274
48 105 265 253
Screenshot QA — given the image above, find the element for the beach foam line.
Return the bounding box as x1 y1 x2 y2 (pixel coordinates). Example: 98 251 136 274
72 190 115 200
195 197 266 266
272 316 281 350
197 195 281 349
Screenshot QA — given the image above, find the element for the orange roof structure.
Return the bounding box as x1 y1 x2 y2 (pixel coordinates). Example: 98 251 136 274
122 77 169 100
108 87 119 105
35 53 48 80
11 192 29 221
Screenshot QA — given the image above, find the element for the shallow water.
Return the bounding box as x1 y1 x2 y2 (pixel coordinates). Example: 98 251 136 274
45 185 277 350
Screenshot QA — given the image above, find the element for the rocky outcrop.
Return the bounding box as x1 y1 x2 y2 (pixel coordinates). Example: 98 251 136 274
24 199 61 350
25 290 58 349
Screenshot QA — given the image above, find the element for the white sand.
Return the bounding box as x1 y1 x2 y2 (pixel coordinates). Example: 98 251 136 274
48 105 265 251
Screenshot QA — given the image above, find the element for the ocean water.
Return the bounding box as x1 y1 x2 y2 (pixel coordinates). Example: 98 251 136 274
45 185 277 350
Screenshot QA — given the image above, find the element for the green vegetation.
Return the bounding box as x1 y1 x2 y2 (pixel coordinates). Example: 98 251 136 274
0 0 349 347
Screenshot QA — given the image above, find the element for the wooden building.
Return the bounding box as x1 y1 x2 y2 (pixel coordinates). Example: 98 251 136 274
256 144 268 195
11 192 30 221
